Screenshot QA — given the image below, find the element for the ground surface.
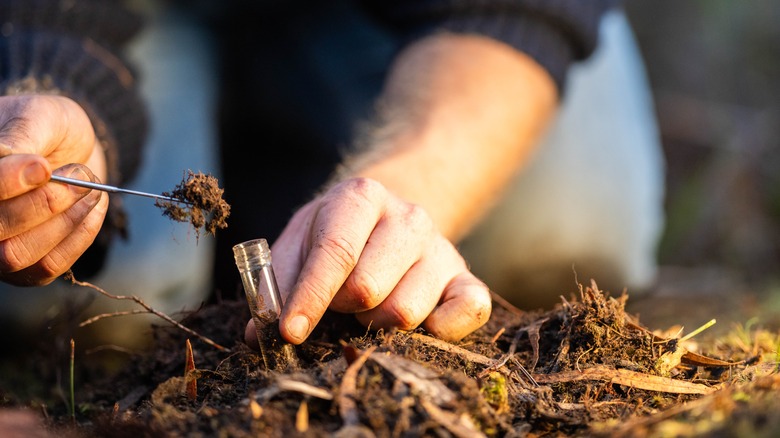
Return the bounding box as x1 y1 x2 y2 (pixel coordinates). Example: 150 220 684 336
2 279 779 437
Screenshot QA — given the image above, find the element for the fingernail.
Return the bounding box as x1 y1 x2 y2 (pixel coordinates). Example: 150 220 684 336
85 187 103 206
23 161 47 186
64 167 93 194
286 315 311 342
66 166 91 181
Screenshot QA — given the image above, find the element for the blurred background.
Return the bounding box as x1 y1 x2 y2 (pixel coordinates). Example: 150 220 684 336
623 1 780 334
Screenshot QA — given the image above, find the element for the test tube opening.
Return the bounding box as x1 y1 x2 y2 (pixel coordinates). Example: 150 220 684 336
233 238 284 318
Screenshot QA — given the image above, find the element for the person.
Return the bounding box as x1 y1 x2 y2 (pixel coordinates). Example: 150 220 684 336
0 0 662 347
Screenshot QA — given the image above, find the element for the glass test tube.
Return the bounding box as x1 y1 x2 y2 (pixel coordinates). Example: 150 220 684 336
233 238 298 370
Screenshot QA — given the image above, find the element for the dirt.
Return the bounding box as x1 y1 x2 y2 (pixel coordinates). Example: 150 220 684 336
155 171 231 237
1 281 779 437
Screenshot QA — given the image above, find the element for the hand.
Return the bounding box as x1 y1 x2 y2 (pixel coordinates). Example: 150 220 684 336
245 177 492 345
0 95 108 286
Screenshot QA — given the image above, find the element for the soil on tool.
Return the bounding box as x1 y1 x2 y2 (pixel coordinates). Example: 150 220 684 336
1 281 779 437
155 170 231 237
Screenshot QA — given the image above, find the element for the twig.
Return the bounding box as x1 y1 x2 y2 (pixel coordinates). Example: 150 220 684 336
490 327 506 343
419 398 486 438
79 310 149 327
489 291 525 317
510 357 539 387
64 271 229 352
338 345 376 427
409 333 494 366
478 318 547 379
532 365 718 395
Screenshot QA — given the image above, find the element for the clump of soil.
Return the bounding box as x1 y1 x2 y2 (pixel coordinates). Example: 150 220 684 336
2 281 779 437
155 171 230 237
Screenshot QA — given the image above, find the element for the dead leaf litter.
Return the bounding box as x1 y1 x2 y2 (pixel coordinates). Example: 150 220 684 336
4 280 780 437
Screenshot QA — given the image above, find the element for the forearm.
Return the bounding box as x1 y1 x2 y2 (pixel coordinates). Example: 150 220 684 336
339 33 558 241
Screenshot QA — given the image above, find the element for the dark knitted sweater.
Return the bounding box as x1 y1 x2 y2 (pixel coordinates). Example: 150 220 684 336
0 0 619 286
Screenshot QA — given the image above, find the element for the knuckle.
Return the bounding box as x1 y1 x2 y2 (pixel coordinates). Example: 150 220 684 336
30 186 62 217
401 202 433 232
337 177 386 204
296 279 333 314
0 115 33 148
80 208 105 236
318 233 360 272
0 178 14 198
0 239 31 272
385 300 421 331
35 249 69 281
344 269 383 309
55 97 95 145
0 95 94 154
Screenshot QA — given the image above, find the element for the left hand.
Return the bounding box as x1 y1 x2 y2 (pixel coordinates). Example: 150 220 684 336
245 177 492 345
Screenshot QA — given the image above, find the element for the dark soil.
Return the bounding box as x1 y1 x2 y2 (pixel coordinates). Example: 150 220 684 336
1 281 779 437
155 171 231 237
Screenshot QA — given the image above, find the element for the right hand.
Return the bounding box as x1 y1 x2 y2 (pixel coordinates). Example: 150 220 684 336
0 95 109 286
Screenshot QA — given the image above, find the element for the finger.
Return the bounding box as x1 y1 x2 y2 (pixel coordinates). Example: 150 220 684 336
280 178 387 344
423 272 492 342
270 202 317 300
244 320 260 350
330 200 433 313
0 164 94 239
354 237 464 331
0 154 52 200
0 189 107 286
0 188 103 274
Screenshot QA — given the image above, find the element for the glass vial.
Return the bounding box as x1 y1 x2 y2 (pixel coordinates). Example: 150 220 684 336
233 238 298 370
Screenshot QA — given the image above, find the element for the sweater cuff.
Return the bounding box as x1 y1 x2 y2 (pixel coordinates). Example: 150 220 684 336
0 0 147 186
363 0 620 92
421 14 576 91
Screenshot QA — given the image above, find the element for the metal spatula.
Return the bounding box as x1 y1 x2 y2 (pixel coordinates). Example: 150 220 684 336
50 175 190 204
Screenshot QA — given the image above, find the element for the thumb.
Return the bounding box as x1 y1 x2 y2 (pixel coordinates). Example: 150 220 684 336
0 154 52 200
